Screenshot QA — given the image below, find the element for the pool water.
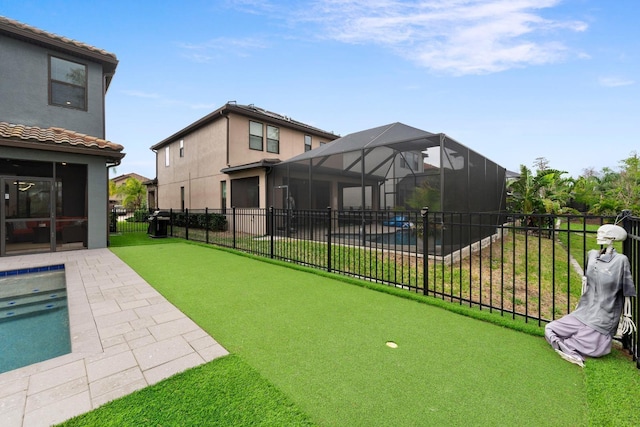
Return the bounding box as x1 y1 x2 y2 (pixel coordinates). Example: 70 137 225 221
0 265 70 374
333 229 417 245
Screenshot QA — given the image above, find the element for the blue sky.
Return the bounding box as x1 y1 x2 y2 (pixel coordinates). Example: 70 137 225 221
2 0 638 180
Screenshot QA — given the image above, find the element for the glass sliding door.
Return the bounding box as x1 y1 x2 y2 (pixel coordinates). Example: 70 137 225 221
1 160 88 257
2 177 54 256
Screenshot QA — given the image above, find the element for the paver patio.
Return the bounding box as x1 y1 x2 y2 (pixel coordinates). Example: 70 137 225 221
0 249 228 427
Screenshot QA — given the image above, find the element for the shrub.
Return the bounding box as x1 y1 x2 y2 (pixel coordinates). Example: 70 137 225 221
126 209 151 223
172 212 227 231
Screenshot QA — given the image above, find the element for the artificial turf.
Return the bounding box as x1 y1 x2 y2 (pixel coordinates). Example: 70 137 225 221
102 240 594 426
60 354 314 426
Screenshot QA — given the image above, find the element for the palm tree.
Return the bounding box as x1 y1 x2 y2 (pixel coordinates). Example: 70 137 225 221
507 165 571 215
116 178 146 211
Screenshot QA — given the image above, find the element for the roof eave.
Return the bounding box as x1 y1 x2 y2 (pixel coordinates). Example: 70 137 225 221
0 18 118 75
220 159 281 174
150 103 338 151
0 138 125 161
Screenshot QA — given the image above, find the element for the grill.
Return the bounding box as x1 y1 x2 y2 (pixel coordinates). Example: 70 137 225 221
147 210 170 238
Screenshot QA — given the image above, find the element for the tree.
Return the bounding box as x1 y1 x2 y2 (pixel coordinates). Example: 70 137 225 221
587 153 640 215
116 178 146 211
533 157 549 172
507 164 571 214
405 179 440 211
109 179 117 199
571 174 600 212
617 151 640 213
507 165 540 214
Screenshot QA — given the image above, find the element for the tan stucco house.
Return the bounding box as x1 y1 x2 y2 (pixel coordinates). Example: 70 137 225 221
109 172 150 209
150 102 338 210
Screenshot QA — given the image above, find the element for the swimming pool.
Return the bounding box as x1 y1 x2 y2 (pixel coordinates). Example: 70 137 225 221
333 229 418 246
0 264 71 374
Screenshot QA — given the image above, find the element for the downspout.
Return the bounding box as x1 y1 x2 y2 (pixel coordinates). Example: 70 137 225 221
265 163 273 210
106 158 121 247
151 148 158 208
104 70 117 247
222 110 230 167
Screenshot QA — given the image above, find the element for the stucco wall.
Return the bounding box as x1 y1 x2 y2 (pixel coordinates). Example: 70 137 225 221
156 118 228 209
2 147 110 249
156 111 336 210
0 36 106 137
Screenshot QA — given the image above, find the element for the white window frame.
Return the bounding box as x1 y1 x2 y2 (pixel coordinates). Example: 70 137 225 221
267 125 279 154
249 121 263 150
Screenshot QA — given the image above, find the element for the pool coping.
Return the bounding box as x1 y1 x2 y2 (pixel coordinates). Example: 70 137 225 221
0 249 229 427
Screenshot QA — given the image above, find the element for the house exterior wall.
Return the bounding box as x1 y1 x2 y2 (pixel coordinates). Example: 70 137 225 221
3 146 109 249
0 35 106 137
155 108 337 210
156 118 227 209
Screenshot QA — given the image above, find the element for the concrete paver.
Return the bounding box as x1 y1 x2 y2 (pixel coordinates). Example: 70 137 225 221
0 248 229 427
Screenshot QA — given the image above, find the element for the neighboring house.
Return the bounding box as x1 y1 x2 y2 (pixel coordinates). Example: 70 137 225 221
109 172 150 209
0 16 123 257
150 102 338 210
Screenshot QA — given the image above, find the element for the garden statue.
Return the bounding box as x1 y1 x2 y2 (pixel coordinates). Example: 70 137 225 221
545 224 636 367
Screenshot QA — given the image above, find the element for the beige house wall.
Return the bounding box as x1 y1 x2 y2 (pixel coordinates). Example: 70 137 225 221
157 120 227 209
227 113 330 167
154 105 337 211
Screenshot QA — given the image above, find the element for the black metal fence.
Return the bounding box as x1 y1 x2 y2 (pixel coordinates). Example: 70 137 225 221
111 207 640 367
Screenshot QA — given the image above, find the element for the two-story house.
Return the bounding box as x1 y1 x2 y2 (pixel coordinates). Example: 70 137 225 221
150 102 338 210
0 16 124 256
109 172 151 210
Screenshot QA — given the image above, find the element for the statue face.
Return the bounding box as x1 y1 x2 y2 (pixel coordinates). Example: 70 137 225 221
596 224 627 245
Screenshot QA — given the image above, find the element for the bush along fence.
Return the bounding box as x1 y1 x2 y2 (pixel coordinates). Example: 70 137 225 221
111 207 640 367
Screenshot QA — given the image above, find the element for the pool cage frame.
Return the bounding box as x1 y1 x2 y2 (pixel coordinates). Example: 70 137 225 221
266 122 508 256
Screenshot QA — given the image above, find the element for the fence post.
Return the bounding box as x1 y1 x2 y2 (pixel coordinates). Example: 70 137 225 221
185 208 189 241
169 208 173 237
327 207 332 273
421 207 429 296
269 206 274 259
205 207 209 244
232 206 236 249
620 210 638 366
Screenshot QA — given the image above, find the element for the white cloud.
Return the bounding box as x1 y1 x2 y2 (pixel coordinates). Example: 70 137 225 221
598 77 635 87
297 0 587 75
177 37 269 62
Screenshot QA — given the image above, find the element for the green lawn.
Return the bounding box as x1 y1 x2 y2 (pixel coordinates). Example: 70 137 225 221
61 235 640 426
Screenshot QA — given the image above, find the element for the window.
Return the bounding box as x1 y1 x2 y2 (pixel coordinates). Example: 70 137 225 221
165 146 170 166
180 186 185 211
231 177 259 207
179 140 184 157
249 121 263 150
267 125 279 153
304 135 312 152
320 141 327 146
49 56 87 110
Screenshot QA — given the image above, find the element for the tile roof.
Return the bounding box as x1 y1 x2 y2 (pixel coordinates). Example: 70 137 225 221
0 15 117 61
0 122 124 155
